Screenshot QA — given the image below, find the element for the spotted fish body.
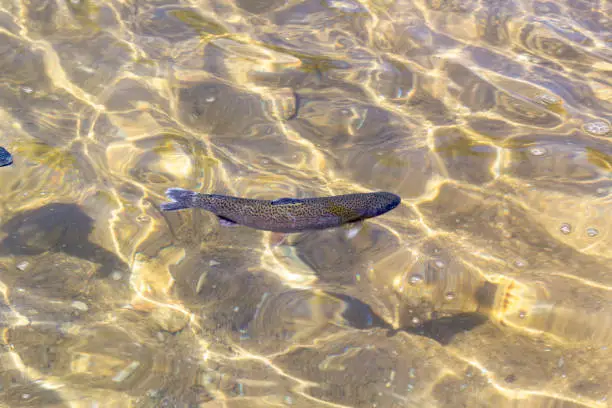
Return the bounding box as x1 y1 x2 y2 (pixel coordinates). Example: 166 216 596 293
0 147 12 167
161 188 401 233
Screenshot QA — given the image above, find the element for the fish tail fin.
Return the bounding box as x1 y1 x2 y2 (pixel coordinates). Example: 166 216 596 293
161 188 197 211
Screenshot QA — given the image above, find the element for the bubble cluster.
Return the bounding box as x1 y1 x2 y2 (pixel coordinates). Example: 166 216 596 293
583 121 610 136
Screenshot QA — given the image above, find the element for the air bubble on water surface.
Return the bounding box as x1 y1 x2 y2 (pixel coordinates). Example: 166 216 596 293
586 227 599 237
560 223 572 234
529 146 547 156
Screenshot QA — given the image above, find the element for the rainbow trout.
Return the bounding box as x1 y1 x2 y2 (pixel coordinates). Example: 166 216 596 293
160 188 401 233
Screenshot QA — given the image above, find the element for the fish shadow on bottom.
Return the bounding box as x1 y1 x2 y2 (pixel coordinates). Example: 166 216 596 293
0 203 127 278
329 292 488 345
0 203 486 347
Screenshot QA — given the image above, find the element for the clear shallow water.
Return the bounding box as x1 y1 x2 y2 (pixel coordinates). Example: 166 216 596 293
0 0 611 406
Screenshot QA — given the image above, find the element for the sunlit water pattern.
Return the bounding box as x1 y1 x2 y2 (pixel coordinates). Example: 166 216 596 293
0 0 611 406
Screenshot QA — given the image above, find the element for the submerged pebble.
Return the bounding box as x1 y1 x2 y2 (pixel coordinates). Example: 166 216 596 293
71 301 89 312
112 361 141 383
268 88 297 121
535 93 562 106
0 147 13 167
409 274 424 285
326 0 367 13
151 306 189 333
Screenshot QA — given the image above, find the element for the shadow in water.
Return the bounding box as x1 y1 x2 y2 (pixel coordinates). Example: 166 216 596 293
400 313 488 345
0 203 126 277
330 292 487 345
0 377 68 407
331 292 395 330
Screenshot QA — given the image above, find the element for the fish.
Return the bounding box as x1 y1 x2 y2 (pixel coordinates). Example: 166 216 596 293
0 147 12 167
160 188 401 233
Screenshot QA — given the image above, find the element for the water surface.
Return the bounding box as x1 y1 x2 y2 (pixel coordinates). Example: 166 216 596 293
0 0 611 407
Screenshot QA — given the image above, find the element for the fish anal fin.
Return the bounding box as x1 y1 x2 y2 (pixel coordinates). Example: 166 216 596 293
271 198 302 206
217 216 238 227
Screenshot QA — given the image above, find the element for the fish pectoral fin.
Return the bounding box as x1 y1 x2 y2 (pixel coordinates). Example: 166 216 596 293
270 198 302 205
217 216 238 227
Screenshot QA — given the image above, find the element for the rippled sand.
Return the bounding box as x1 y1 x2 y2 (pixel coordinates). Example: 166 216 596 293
0 0 611 406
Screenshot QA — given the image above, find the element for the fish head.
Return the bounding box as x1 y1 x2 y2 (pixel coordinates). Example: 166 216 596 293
368 192 401 217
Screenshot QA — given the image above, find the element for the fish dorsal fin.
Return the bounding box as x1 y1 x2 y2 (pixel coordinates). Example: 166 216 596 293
271 198 302 205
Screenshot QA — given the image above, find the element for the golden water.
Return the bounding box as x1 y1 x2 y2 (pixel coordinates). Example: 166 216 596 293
0 0 611 406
